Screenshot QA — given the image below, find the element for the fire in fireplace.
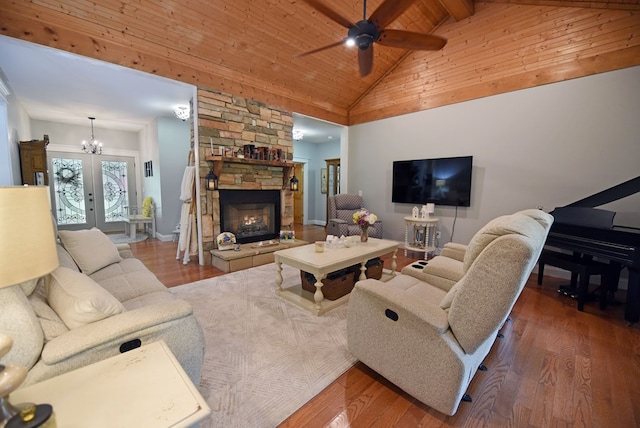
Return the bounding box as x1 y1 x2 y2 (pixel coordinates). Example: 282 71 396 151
219 190 281 244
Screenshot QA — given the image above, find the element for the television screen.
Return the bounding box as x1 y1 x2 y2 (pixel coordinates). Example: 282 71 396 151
392 156 473 207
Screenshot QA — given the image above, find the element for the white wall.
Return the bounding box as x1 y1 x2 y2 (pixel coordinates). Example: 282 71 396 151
1 90 32 185
157 116 190 237
293 139 340 224
348 66 640 246
31 120 139 151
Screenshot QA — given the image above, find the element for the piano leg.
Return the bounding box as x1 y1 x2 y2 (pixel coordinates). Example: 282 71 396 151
625 268 640 324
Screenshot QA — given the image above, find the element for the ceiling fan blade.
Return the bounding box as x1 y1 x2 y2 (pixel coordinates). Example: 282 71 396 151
294 40 346 58
358 45 374 77
300 0 354 29
368 0 418 30
377 30 447 51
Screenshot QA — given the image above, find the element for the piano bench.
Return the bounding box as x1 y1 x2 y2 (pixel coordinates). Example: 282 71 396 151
537 249 613 311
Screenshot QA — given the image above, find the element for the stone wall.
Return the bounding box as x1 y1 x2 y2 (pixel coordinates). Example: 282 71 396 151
195 88 294 261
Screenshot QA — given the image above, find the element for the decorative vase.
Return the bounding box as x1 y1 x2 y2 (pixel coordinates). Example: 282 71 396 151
360 227 368 243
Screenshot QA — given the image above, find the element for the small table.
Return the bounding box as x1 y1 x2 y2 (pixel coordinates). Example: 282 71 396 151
274 238 398 316
11 341 210 428
404 216 439 260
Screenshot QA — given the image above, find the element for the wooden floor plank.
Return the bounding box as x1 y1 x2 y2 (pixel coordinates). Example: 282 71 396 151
126 226 640 427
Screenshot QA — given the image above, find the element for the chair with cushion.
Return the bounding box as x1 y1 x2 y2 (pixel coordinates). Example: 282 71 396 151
401 208 554 291
326 194 383 239
347 210 553 415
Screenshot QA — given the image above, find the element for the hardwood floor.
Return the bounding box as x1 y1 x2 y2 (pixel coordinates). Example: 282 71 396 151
129 226 640 428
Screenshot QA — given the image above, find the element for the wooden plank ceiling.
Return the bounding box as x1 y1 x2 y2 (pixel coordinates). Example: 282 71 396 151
2 0 639 126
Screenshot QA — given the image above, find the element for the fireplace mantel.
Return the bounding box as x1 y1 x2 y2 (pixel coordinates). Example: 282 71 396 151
205 155 294 189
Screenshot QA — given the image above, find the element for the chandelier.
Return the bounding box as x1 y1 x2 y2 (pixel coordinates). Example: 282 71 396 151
81 117 102 154
293 130 304 141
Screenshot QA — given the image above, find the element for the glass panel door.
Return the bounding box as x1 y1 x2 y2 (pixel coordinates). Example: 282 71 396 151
94 157 134 232
50 154 93 228
49 152 136 232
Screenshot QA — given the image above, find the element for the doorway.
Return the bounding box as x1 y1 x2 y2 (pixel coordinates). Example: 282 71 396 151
48 151 136 232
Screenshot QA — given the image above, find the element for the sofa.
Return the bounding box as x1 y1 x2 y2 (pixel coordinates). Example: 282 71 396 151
0 228 205 387
400 208 554 290
347 209 553 415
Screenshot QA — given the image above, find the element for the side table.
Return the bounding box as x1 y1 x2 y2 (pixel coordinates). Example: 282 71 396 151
404 216 439 260
11 340 210 428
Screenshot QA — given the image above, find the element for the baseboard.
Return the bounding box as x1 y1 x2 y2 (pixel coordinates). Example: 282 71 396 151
155 232 176 242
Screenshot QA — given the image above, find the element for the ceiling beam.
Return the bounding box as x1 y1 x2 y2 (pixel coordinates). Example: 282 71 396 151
481 0 640 12
438 0 474 20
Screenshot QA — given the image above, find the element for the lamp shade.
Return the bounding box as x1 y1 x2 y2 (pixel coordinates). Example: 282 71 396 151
0 186 59 288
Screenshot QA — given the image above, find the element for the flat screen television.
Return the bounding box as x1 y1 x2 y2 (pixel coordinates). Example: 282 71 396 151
392 156 473 207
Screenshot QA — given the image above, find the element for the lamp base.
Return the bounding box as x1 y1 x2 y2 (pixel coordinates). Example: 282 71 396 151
0 395 20 422
0 334 29 425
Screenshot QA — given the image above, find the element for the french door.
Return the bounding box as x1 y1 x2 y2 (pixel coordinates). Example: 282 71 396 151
48 152 136 232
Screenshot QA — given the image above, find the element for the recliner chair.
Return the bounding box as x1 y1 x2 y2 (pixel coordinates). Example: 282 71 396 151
347 209 553 415
401 209 554 291
326 194 383 238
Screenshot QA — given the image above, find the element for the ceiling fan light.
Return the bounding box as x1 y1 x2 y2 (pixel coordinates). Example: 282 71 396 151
346 38 356 47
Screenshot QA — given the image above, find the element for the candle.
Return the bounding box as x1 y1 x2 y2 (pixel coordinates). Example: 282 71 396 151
210 137 214 155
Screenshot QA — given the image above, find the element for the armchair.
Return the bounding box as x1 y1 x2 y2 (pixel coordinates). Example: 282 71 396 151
327 194 383 239
347 210 553 415
401 209 554 291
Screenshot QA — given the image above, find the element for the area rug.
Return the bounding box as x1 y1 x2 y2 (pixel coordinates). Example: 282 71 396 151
170 263 357 428
107 233 149 244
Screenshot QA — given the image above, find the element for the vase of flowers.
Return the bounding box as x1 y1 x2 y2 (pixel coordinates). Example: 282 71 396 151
353 209 377 243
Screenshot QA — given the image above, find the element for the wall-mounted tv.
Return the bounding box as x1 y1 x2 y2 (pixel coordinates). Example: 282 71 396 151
392 156 473 207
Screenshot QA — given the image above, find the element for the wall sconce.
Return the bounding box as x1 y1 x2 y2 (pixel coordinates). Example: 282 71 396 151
205 170 218 191
289 175 299 191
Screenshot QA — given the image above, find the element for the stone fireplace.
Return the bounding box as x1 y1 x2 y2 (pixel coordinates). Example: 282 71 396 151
194 87 295 262
219 189 281 244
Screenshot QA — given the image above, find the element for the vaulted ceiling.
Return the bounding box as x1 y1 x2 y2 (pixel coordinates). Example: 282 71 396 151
2 0 639 126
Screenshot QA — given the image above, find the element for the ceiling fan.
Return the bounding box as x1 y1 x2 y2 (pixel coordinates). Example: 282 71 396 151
295 0 447 77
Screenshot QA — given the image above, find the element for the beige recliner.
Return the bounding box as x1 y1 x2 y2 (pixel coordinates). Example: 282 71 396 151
401 208 554 291
347 209 553 415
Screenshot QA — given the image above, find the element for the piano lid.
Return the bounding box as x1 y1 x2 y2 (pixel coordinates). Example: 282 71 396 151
550 175 640 229
550 206 615 229
566 176 640 208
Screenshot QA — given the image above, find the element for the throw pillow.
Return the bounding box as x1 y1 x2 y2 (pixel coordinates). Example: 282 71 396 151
45 266 125 329
58 228 122 275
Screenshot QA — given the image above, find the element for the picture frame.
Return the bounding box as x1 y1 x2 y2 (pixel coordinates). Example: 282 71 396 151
321 168 327 194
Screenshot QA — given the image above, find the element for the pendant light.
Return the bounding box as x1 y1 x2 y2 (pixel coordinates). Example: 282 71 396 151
81 117 103 154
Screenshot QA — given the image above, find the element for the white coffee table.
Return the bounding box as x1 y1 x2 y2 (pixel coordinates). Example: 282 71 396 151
274 238 398 315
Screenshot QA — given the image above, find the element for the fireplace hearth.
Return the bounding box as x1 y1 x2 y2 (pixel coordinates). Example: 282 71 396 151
219 190 281 244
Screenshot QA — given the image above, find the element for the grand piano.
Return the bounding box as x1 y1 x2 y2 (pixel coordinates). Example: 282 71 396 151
544 176 640 324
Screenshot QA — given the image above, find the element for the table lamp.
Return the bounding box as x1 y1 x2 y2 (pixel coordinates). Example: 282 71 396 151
0 186 59 423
